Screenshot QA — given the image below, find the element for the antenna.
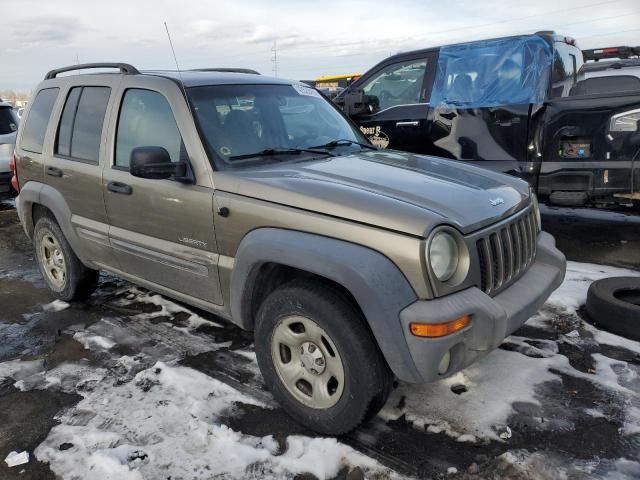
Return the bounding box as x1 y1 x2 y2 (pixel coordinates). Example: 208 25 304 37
164 21 183 78
163 21 197 149
271 40 278 77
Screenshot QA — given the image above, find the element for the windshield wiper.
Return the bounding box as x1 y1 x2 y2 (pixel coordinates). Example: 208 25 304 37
310 139 378 151
229 147 336 161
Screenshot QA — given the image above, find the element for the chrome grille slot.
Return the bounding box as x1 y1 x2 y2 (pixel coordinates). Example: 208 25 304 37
477 210 538 296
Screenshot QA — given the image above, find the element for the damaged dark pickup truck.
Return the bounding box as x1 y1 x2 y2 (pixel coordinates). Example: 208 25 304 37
336 32 640 207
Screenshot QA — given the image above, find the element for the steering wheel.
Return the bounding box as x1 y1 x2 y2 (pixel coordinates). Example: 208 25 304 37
377 90 395 108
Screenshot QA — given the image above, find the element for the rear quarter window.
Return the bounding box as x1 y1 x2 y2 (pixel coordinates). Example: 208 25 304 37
20 88 60 154
570 75 640 96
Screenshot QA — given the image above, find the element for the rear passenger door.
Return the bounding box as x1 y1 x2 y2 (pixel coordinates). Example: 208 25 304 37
102 82 223 306
346 54 437 153
45 78 120 269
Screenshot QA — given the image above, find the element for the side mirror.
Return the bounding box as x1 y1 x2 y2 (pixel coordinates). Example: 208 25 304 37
130 146 188 181
343 90 377 116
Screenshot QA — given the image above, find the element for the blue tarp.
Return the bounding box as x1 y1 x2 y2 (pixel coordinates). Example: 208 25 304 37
430 35 553 108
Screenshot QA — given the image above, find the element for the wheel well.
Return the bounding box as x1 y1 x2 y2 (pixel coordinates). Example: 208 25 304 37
246 263 363 330
25 203 54 237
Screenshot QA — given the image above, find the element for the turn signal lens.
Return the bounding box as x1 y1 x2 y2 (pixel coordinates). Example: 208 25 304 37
410 315 471 338
9 153 19 193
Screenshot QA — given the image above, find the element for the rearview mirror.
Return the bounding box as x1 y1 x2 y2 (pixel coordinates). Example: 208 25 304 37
130 146 189 181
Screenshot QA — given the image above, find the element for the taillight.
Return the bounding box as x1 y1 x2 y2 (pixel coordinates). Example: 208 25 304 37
10 153 19 193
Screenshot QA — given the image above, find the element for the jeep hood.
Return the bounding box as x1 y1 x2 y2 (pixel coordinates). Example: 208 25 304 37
215 150 531 237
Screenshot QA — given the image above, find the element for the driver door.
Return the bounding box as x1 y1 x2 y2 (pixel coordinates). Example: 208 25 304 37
349 54 437 153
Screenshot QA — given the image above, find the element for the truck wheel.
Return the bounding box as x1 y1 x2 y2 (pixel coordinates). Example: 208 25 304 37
586 277 640 341
34 215 99 301
254 281 393 435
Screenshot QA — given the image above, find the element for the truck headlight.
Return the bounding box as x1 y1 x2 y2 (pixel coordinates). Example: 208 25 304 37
428 231 459 282
609 109 640 133
531 192 542 232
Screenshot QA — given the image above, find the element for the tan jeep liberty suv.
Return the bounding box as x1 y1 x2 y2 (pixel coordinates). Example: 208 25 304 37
13 63 566 434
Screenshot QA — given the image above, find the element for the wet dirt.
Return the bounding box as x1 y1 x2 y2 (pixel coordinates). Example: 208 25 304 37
0 385 81 480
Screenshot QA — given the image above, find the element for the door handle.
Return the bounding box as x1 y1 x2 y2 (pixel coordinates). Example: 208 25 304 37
46 166 63 178
107 181 132 195
395 121 420 127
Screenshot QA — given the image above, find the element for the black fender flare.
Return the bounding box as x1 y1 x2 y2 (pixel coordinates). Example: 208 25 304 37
230 228 422 382
17 181 92 266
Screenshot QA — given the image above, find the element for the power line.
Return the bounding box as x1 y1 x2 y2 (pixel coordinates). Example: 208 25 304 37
271 40 278 77
275 0 629 57
579 27 640 39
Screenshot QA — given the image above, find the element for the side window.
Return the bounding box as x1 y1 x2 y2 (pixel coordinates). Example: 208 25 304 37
361 60 428 111
115 89 183 168
56 86 111 162
20 88 59 154
56 88 81 157
551 43 584 98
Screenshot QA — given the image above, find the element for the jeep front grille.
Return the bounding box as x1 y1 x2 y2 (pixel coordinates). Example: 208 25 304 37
477 210 538 296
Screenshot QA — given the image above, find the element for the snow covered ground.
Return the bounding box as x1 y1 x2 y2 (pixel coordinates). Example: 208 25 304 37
1 261 639 479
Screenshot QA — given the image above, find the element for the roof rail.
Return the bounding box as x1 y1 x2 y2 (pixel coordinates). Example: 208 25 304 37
190 68 260 75
45 63 140 80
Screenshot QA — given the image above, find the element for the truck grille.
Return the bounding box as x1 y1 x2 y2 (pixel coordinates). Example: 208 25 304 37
477 210 538 296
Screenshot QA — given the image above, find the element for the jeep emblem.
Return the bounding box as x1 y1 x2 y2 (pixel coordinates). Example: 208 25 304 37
489 197 505 206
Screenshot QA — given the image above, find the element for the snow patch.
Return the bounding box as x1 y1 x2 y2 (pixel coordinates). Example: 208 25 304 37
36 361 397 480
73 332 116 351
381 348 563 441
0 359 44 382
42 300 70 312
546 261 639 314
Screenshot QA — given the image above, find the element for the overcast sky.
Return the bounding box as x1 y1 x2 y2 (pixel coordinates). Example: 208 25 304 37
1 0 639 91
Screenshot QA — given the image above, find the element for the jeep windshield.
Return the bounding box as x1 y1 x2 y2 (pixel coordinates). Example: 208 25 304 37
188 84 368 168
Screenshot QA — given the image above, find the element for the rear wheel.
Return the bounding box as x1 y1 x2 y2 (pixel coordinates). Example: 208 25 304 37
34 215 99 301
254 281 393 435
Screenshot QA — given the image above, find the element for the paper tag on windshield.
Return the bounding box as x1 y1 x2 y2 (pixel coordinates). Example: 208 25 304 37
293 84 321 98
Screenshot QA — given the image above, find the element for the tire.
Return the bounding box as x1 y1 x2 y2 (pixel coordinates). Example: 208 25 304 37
33 215 99 301
585 277 640 341
254 281 393 435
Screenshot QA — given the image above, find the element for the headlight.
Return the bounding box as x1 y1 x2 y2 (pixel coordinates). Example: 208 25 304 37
531 191 542 232
429 231 459 282
609 109 640 133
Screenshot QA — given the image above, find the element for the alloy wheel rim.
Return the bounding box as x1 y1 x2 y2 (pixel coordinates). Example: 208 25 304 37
270 315 345 409
39 230 66 289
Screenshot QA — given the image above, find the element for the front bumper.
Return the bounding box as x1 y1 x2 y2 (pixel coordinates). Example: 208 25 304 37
399 231 566 383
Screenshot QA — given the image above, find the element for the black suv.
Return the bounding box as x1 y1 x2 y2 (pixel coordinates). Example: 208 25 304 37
336 32 640 207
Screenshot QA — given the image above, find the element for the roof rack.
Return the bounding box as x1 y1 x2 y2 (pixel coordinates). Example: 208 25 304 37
190 68 260 75
45 63 140 80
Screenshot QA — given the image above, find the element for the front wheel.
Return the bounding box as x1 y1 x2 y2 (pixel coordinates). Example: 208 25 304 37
254 281 393 435
34 215 99 301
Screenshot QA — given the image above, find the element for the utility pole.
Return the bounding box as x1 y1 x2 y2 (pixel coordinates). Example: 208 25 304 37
271 40 278 77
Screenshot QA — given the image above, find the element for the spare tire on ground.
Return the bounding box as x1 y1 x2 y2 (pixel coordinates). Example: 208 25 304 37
586 277 640 341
